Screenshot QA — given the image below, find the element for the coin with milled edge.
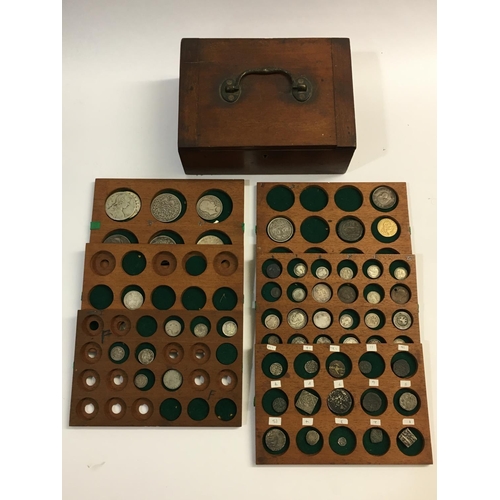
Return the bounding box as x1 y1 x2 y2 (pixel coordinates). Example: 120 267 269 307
312 284 332 303
359 360 372 375
151 193 182 222
370 428 383 444
222 321 237 337
165 319 182 337
338 285 357 304
291 288 306 302
342 337 359 344
399 392 418 411
196 195 223 221
163 369 182 390
394 267 408 280
306 430 320 446
367 265 381 278
266 335 281 345
367 291 381 304
293 263 307 277
138 348 154 365
270 287 281 299
123 291 144 310
197 235 224 245
340 314 353 329
266 263 281 278
365 312 381 329
264 314 280 330
339 267 354 280
372 186 397 210
337 218 364 242
291 336 307 344
105 191 141 221
398 428 418 448
313 310 332 329
304 360 318 374
150 235 176 244
328 360 346 378
272 397 287 413
295 390 319 415
315 266 330 279
377 218 398 237
269 362 283 376
265 428 287 452
362 392 382 412
327 388 353 415
287 309 307 329
391 286 410 304
134 373 148 388
193 323 209 338
315 336 332 344
393 311 412 330
338 437 347 446
267 217 294 243
393 359 411 377
110 346 125 361
104 234 131 244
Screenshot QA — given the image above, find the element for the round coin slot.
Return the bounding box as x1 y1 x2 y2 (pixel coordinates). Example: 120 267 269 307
362 259 384 279
191 342 211 364
270 247 293 253
262 333 282 345
262 388 289 416
136 315 157 337
294 388 322 416
393 388 421 416
187 398 210 421
151 285 176 310
296 427 324 455
164 342 184 364
215 398 237 421
183 252 207 276
360 389 388 416
90 251 116 276
312 309 332 329
267 217 294 243
261 282 282 302
159 398 182 421
162 369 183 391
182 287 207 310
372 216 401 243
190 316 211 338
326 388 354 416
391 352 418 378
376 247 400 254
196 230 232 245
103 229 138 244
152 251 177 276
80 370 99 391
397 427 425 456
191 369 210 390
340 334 361 344
81 342 102 364
212 287 238 311
121 251 146 276
164 316 184 338
108 369 127 390
288 334 309 344
219 369 237 390
329 427 357 455
262 352 288 379
77 398 98 420
213 251 238 276
367 335 387 344
88 285 114 310
364 309 386 330
313 335 332 345
326 352 352 379
82 315 103 336
393 335 414 344
263 427 290 455
266 185 295 212
337 260 358 279
337 284 359 304
390 260 411 280
131 398 153 420
216 317 238 338
300 216 330 243
133 369 155 391
105 189 142 221
311 259 332 279
262 258 282 279
363 428 391 456
216 343 238 365
390 284 412 304
287 283 307 303
363 284 385 304
334 185 363 212
150 189 186 223
311 283 332 303
106 398 126 419
336 217 365 243
299 185 329 211
287 258 308 278
149 230 184 244
108 342 129 364
358 352 386 378
341 247 363 254
136 343 156 365
370 185 399 212
110 315 131 336
293 352 320 379
196 189 232 223
305 247 327 253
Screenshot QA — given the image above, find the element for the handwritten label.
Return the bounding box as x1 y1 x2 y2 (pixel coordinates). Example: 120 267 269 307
403 418 415 425
268 417 282 426
330 345 340 352
334 380 344 388
369 379 379 387
304 379 314 388
335 418 348 425
303 345 313 351
400 380 411 387
266 344 277 351
398 344 409 351
302 418 313 426
271 380 281 388
366 344 377 352
370 419 381 426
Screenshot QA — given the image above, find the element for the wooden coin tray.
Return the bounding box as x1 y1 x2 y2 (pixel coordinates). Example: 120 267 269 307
256 252 420 345
70 309 242 427
89 178 244 245
256 182 412 254
254 343 432 464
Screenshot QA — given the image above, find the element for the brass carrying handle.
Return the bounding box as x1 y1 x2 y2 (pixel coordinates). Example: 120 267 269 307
220 68 312 103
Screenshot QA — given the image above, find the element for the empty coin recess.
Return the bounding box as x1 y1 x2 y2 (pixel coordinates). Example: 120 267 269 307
363 428 391 456
136 315 157 337
216 344 238 365
270 247 293 253
299 185 329 211
82 315 103 336
187 398 210 421
122 251 146 276
132 398 153 421
397 427 425 456
81 342 102 364
197 189 233 223
152 251 177 276
159 398 182 421
91 250 116 276
334 185 363 212
80 370 99 391
358 352 386 378
213 251 238 276
326 352 352 379
108 369 127 390
148 230 184 244
262 388 289 416
329 427 357 455
191 343 211 364
106 397 126 420
219 369 237 391
391 352 418 378
212 287 238 311
372 216 401 244
164 342 184 364
111 315 131 336
182 287 207 310
77 398 98 420
266 185 295 212
296 427 324 455
151 285 176 310
196 230 232 245
261 352 288 379
183 251 207 276
89 285 114 310
293 352 320 379
150 189 187 223
103 229 138 244
190 369 210 390
300 216 330 243
215 398 237 421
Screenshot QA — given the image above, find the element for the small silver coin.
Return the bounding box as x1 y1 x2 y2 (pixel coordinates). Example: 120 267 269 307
105 191 141 221
394 338 406 344
138 348 154 365
312 284 332 303
290 335 307 344
342 337 359 344
103 234 131 244
163 369 182 390
270 287 282 299
150 235 176 244
315 336 332 344
327 388 353 415
367 338 382 344
338 437 347 447
272 397 287 413
305 430 320 446
365 312 381 329
291 288 306 302
304 360 319 374
338 285 357 304
267 217 294 243
295 390 319 415
399 392 418 411
287 309 308 329
266 335 281 345
393 359 411 377
394 267 408 280
391 286 410 304
362 392 383 412
264 314 280 330
339 267 354 280
315 266 330 279
193 323 209 338
269 362 283 376
372 186 397 210
369 428 384 444
340 314 354 329
367 265 381 279
359 360 372 375
110 346 125 361
196 195 223 221
151 193 182 222
196 235 224 245
266 263 282 278
165 319 182 337
293 263 307 277
337 218 364 242
123 291 144 310
265 428 287 452
398 428 418 448
366 291 381 304
328 360 346 378
393 311 412 330
222 320 237 337
313 310 332 329
134 373 148 389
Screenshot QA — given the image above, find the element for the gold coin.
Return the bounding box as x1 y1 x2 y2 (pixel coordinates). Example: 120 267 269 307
377 218 398 237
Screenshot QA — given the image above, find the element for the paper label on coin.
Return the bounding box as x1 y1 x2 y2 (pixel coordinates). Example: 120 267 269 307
398 344 409 351
370 419 381 426
268 417 282 426
271 380 281 388
330 345 340 352
304 379 314 388
303 345 313 351
403 418 415 425
366 344 377 352
334 380 344 388
400 380 411 387
267 344 277 351
369 379 379 387
302 418 313 426
335 418 348 424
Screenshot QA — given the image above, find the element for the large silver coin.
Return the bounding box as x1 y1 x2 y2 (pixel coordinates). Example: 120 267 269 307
110 346 125 361
339 267 354 280
123 291 143 310
269 362 283 376
264 314 280 330
197 235 224 245
338 437 347 447
291 288 306 302
222 321 237 337
367 265 381 278
359 360 372 375
267 217 294 243
328 360 346 378
365 312 381 329
193 323 209 338
393 311 412 330
150 235 176 244
391 286 410 304
312 284 332 303
272 397 287 413
163 369 182 390
394 267 408 280
104 234 131 244
151 193 182 222
315 336 332 344
366 291 381 304
372 186 397 210
305 430 320 446
362 392 382 412
196 195 223 221
393 359 411 377
304 360 318 374
313 310 332 329
340 314 353 329
295 390 319 415
293 263 307 277
327 388 353 415
399 392 418 411
287 309 308 329
265 263 281 278
138 348 154 365
290 335 307 344
105 191 141 221
342 336 359 344
369 428 383 444
338 285 357 304
164 319 182 337
337 218 364 242
134 373 148 389
265 428 287 452
398 428 418 448
315 266 330 279
266 334 281 345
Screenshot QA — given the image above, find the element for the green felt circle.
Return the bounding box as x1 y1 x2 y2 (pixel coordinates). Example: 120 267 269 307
212 287 237 311
360 388 388 416
334 186 363 212
293 388 321 416
396 427 425 456
263 427 290 455
103 229 138 243
261 282 282 302
299 185 328 212
391 352 418 378
151 286 176 310
296 427 324 454
393 388 421 416
122 251 146 276
358 352 386 378
305 247 327 253
136 316 157 337
337 259 358 278
269 247 293 253
363 428 391 456
159 398 182 421
134 369 155 391
185 255 207 276
214 398 237 421
293 352 320 379
371 217 401 243
325 352 352 378
287 258 308 278
300 216 330 243
89 285 114 310
216 344 238 365
187 398 209 421
262 389 289 416
261 352 288 379
329 426 357 455
340 247 363 254
266 185 295 212
108 342 129 364
376 247 399 254
182 287 207 310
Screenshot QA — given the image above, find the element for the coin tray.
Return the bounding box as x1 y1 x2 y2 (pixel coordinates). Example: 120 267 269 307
254 343 432 464
256 182 411 254
70 309 242 426
256 252 420 345
90 178 244 245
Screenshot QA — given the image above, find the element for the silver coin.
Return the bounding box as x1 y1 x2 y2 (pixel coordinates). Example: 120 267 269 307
367 338 382 344
399 392 418 411
104 234 131 244
272 397 287 413
291 288 306 302
393 311 412 330
270 287 281 299
393 359 411 377
110 346 125 361
222 320 237 337
138 348 154 365
164 319 182 337
315 336 332 344
150 235 176 244
287 309 308 329
394 267 408 280
266 334 281 345
342 336 359 344
369 428 384 444
197 235 224 245
359 360 372 375
313 310 332 329
339 267 354 280
269 362 283 376
265 428 287 452
304 360 319 374
365 312 381 329
290 335 307 344
293 263 307 277
337 437 347 447
366 291 381 304
163 369 182 390
340 314 354 329
312 284 332 303
362 392 382 412
327 388 353 415
151 193 182 222
305 430 320 446
193 323 209 338
266 263 281 278
123 291 144 310
267 217 294 243
394 338 407 344
196 195 223 221
315 266 330 279
295 390 319 415
391 286 410 304
337 218 364 242
367 265 381 278
134 373 148 389
398 428 418 448
328 360 346 378
105 191 141 221
338 285 357 304
372 186 397 210
264 314 280 330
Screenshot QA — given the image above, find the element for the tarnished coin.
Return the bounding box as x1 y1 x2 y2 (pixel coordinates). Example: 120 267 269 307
338 437 347 447
393 359 411 377
222 320 237 337
266 263 281 278
150 235 176 244
269 362 283 376
367 264 381 278
366 291 381 304
313 310 332 329
362 392 382 412
134 373 148 389
105 190 141 221
295 390 319 415
304 360 319 374
265 428 287 452
138 348 154 365
342 336 359 344
365 312 381 329
123 291 144 310
367 338 381 344
393 311 412 330
110 346 125 361
104 234 131 244
272 397 287 413
270 287 282 299
293 263 307 277
196 195 223 221
337 218 364 242
264 314 280 330
338 284 357 304
287 309 307 329
315 266 330 279
372 186 397 210
165 319 182 337
393 337 406 344
398 428 418 448
359 360 372 375
196 235 224 245
399 392 418 411
266 334 281 345
328 360 346 378
369 428 384 444
305 430 320 446
290 335 307 344
340 314 354 329
391 285 410 304
151 193 182 222
267 217 294 243
339 267 354 280
394 267 408 280
315 336 332 344
163 369 182 390
327 388 353 415
377 218 398 237
291 288 306 302
312 284 332 303
193 323 209 338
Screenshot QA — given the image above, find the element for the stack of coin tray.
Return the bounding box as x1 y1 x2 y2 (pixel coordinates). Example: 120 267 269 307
70 179 244 427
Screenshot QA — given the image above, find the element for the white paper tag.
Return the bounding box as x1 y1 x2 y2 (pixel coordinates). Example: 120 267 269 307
303 345 313 351
304 379 314 388
268 417 281 426
330 345 340 352
369 379 379 387
271 380 281 388
398 344 409 351
266 344 276 351
334 380 344 388
400 380 411 387
366 344 377 352
370 419 381 426
335 417 348 425
403 418 415 425
302 418 313 426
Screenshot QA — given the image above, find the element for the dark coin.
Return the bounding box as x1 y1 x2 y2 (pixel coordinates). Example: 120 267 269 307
327 388 353 415
338 285 357 304
372 186 397 210
369 428 383 444
337 218 364 243
337 436 347 446
391 285 411 304
399 392 418 411
265 428 287 452
305 430 320 446
266 334 281 345
270 286 282 299
295 390 319 415
266 263 281 278
272 397 287 413
304 360 319 374
398 428 418 448
328 360 346 378
361 392 383 413
359 360 372 375
392 359 411 377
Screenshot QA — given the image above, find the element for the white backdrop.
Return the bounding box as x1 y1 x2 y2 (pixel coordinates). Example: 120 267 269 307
62 1 436 498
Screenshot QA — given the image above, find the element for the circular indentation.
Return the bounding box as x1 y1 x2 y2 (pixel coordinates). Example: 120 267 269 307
287 308 307 329
363 284 385 304
267 217 294 243
151 189 186 222
88 285 114 310
182 287 206 310
337 260 358 279
262 309 282 329
216 343 238 365
287 258 308 278
397 427 425 455
152 251 177 276
190 369 210 390
216 317 238 338
122 287 144 311
162 369 183 391
191 342 211 364
363 259 383 279
262 259 282 278
261 282 282 302
190 316 211 338
197 189 233 223
262 388 289 416
213 251 238 276
311 259 331 279
312 283 332 303
287 283 307 303
109 342 129 364
215 398 237 421
263 427 290 455
371 185 398 211
337 284 358 304
296 427 324 455
187 398 209 421
164 316 184 337
364 310 386 330
131 398 153 420
377 247 400 254
312 309 332 329
363 428 390 455
339 309 360 330
390 284 411 304
294 388 321 416
391 352 418 378
270 247 293 253
212 287 238 311
182 252 207 276
133 369 155 391
136 343 155 365
80 370 99 391
159 398 182 421
103 229 138 244
196 230 232 245
288 334 308 344
164 342 184 363
372 216 401 243
329 427 356 455
77 398 98 420
90 251 116 276
266 185 295 212
121 251 146 276
326 352 352 379
341 248 364 254
390 260 410 280
327 388 354 416
136 316 157 337
151 285 176 310
314 335 333 344
394 388 421 416
393 310 413 330
149 230 184 244
293 352 320 379
82 315 103 336
108 369 127 390
262 333 282 345
299 185 328 211
360 389 388 416
300 216 330 243
358 352 386 378
305 247 327 253
337 217 365 243
334 186 363 212
219 369 237 390
106 398 126 419
262 352 288 379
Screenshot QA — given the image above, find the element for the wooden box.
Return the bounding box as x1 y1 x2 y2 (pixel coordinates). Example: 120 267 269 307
178 38 356 175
